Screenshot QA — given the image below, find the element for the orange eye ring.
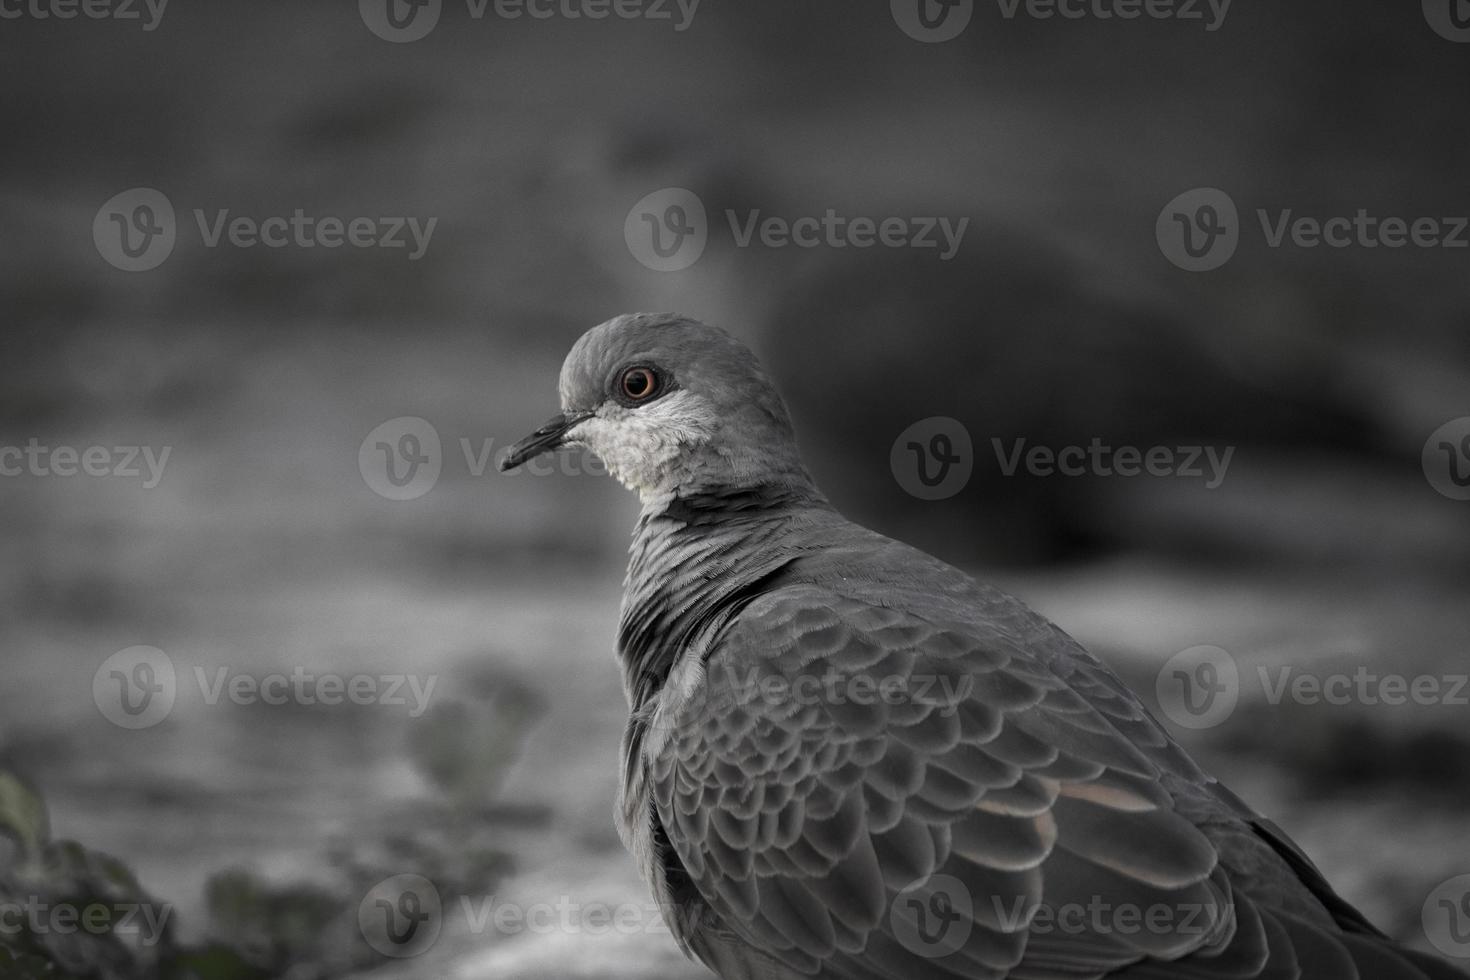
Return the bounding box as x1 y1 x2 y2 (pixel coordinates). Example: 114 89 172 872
620 366 658 401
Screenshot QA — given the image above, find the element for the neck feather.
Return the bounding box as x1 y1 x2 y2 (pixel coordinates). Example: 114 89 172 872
617 482 828 714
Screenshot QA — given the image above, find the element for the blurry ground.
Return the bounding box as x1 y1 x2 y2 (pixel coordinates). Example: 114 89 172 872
2 1 1469 977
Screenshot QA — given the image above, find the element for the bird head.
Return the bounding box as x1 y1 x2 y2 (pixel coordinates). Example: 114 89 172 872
499 313 813 502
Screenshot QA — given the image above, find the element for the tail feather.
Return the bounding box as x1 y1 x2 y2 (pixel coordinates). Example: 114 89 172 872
1338 931 1461 980
1119 899 1469 979
1395 943 1470 980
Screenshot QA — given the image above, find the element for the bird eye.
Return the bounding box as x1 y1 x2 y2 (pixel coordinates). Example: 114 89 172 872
619 366 658 402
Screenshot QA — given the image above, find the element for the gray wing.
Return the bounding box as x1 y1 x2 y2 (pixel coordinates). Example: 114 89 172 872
649 584 1463 980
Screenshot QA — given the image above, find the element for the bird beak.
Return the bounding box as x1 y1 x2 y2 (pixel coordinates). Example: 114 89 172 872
499 410 593 472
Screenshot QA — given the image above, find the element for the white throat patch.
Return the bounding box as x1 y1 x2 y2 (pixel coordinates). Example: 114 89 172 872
565 389 719 501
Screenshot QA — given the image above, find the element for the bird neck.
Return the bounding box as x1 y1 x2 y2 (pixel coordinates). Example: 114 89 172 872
616 482 830 716
634 449 821 511
612 481 838 902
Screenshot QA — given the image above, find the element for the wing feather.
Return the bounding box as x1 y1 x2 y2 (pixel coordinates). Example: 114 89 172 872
648 582 1460 980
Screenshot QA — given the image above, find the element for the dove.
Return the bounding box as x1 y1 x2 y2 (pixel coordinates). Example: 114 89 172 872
500 312 1465 980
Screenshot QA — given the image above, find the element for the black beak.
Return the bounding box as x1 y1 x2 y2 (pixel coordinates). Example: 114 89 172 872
499 410 593 472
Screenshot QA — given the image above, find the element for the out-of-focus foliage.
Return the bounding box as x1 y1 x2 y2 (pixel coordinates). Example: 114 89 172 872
0 675 541 979
0 771 181 979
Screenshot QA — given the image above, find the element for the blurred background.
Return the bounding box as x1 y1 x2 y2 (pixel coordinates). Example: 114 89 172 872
1 2 1469 977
